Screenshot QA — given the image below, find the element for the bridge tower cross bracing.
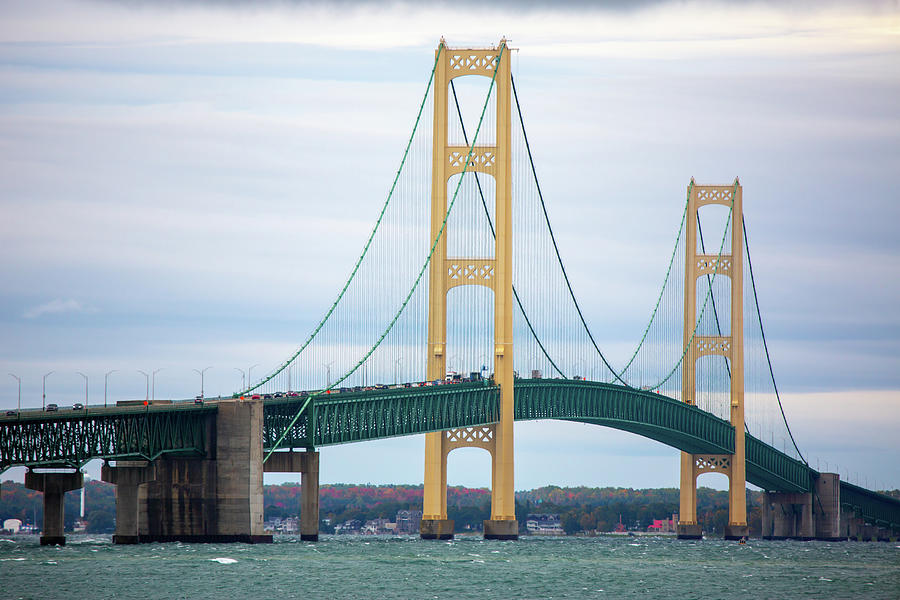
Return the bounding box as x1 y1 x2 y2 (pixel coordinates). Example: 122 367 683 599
677 178 749 540
421 39 518 541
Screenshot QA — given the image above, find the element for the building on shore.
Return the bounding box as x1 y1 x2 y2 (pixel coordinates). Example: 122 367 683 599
264 516 299 534
526 514 564 536
395 510 423 534
2 518 22 534
647 514 679 534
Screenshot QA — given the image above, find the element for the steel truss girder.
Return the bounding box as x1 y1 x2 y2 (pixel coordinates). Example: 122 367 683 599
0 408 212 471
839 480 900 530
263 383 501 451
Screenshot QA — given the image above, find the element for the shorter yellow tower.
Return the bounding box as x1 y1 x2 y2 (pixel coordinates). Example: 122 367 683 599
677 179 749 540
420 39 518 541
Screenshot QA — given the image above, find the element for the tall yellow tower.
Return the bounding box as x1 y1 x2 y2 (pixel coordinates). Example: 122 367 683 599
420 39 518 541
677 179 749 540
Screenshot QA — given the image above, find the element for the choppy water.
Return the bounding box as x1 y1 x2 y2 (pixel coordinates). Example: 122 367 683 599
1 535 898 599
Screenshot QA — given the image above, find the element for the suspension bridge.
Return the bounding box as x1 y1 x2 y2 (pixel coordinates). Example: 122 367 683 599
1 39 898 545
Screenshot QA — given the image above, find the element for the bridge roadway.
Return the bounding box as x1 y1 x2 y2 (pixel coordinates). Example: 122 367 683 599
2 379 898 530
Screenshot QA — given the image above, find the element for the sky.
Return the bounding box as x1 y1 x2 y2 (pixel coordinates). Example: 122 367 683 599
1 0 899 492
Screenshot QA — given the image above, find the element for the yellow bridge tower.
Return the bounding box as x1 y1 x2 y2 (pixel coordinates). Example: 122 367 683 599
677 179 750 540
420 39 518 540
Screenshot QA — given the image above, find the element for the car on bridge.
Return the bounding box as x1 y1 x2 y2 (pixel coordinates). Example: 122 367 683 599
46 403 58 412
73 403 84 410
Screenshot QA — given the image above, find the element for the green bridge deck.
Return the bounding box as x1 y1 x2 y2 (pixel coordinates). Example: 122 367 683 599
2 379 898 529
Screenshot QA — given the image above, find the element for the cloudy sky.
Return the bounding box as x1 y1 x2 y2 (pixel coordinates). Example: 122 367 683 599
1 0 898 492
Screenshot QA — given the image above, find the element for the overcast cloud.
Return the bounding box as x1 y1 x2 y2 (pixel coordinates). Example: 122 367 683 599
1 0 898 490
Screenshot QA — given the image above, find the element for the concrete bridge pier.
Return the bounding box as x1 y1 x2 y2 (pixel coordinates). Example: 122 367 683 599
841 508 861 539
101 460 156 544
814 473 843 541
25 469 83 546
762 473 843 541
763 492 813 539
143 399 272 543
263 450 320 541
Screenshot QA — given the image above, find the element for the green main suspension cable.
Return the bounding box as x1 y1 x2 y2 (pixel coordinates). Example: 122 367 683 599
650 181 737 391
243 44 444 395
264 44 505 460
615 183 691 380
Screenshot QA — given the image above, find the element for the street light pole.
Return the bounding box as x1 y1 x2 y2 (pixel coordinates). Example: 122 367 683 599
104 370 118 408
193 367 212 399
394 358 402 385
76 372 88 405
8 374 20 412
248 364 259 388
42 371 54 410
152 368 164 401
137 370 149 401
324 362 334 388
234 368 246 393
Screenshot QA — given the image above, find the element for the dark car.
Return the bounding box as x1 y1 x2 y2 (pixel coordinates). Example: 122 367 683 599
73 403 84 410
46 403 58 412
5 410 17 416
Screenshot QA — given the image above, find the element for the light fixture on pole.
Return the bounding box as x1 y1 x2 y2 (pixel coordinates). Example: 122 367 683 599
234 368 246 393
76 372 88 406
247 364 260 389
323 362 334 388
8 374 20 413
152 368 164 401
193 366 212 399
137 370 149 401
104 370 118 408
42 371 54 410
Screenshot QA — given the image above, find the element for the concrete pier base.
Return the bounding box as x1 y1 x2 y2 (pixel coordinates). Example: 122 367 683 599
676 523 702 539
483 519 518 540
724 524 749 540
25 469 84 546
420 519 454 540
263 450 320 541
762 473 845 541
814 473 844 541
300 453 319 541
143 399 272 543
101 460 156 544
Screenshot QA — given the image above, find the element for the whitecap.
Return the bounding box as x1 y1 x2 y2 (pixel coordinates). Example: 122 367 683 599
0 539 16 543
210 557 238 564
0 557 25 561
819 577 832 582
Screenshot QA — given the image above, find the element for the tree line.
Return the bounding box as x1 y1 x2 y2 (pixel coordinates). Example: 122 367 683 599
5 480 895 536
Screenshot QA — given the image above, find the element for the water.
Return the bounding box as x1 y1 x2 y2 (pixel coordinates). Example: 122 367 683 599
1 535 898 599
